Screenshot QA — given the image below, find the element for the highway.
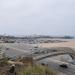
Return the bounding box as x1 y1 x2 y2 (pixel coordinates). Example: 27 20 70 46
33 51 67 60
38 58 75 75
33 51 75 61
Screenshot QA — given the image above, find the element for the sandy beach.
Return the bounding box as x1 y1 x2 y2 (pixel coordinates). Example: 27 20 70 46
38 39 75 49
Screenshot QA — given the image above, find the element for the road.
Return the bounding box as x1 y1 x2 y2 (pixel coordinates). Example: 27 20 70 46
38 58 75 75
33 51 67 60
0 43 34 58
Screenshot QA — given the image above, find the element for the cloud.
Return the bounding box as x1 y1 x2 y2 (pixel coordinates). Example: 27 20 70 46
0 0 47 16
0 0 75 35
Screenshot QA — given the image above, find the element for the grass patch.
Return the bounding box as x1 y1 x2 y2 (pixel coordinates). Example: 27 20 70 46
18 65 57 75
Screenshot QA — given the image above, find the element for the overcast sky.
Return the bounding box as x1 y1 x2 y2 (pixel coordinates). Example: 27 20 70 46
0 0 75 36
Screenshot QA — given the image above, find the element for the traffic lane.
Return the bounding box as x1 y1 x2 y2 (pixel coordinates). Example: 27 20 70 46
47 62 75 75
38 59 75 75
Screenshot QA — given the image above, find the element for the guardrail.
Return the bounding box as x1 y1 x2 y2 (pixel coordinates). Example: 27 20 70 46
33 47 75 61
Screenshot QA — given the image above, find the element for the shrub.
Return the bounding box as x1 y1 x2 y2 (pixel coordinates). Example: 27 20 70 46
0 57 9 67
18 65 57 75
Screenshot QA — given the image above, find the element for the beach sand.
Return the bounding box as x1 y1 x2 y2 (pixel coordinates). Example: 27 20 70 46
38 40 75 49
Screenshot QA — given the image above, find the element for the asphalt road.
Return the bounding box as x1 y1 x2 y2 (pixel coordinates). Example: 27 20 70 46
39 58 75 75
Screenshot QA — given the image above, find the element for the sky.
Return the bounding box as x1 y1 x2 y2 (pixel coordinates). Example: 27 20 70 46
0 0 75 36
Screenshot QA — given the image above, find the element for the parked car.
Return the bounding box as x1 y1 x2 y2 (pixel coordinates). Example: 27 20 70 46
59 64 68 68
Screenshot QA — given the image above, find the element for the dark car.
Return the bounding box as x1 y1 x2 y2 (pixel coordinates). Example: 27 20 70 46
59 64 68 68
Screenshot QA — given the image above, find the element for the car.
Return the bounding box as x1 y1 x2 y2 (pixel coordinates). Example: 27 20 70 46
59 64 68 68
